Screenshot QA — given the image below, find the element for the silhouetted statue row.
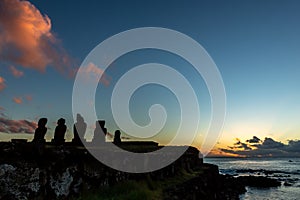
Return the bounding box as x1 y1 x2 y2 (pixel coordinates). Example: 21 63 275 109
32 114 122 146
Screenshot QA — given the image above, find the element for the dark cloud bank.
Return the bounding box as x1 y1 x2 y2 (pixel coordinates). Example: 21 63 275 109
0 117 37 134
220 136 300 157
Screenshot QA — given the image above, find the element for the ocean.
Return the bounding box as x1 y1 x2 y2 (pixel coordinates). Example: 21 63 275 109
204 157 300 200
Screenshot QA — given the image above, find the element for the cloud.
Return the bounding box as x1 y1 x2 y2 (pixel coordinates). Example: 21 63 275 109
121 135 131 140
0 117 37 133
286 140 300 152
74 62 112 86
258 137 285 149
106 131 131 140
239 142 252 150
246 136 261 143
0 76 6 91
12 95 32 104
220 136 300 157
231 138 252 150
106 132 114 139
25 95 32 101
13 97 23 104
9 66 24 78
0 0 72 73
234 139 241 145
0 106 6 117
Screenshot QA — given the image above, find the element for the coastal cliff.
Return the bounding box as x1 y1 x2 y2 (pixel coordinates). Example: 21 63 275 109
0 141 245 199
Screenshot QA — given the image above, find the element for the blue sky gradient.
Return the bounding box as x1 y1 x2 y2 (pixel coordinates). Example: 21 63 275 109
1 0 300 154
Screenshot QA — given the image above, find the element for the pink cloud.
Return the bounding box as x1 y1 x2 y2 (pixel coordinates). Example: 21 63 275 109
0 0 72 73
25 95 33 101
0 76 6 91
9 66 24 78
106 132 113 139
13 97 23 104
0 117 37 133
74 62 112 86
0 106 6 117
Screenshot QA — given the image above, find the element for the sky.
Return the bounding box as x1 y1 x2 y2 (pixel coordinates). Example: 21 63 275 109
0 0 300 157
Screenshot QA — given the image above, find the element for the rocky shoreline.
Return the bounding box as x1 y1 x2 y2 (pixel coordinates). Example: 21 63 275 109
0 142 282 200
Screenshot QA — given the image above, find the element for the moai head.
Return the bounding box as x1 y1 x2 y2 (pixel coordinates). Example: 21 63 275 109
38 118 48 127
57 118 65 126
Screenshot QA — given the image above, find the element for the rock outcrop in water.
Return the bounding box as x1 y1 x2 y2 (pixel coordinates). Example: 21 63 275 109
237 176 281 188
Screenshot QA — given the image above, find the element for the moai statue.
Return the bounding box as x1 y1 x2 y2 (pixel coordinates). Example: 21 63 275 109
72 114 87 146
92 120 107 146
113 130 121 145
32 118 48 156
53 118 67 145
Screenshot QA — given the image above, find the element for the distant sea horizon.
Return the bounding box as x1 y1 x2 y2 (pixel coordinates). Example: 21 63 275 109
204 157 300 200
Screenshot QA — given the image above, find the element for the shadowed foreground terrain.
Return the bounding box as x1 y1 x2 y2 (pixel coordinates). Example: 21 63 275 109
0 140 280 200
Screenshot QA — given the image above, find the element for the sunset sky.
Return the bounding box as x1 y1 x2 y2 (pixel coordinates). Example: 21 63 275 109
1 0 300 157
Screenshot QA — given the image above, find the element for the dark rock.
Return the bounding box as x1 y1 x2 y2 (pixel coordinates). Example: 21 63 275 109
237 176 281 188
284 181 292 186
163 164 246 200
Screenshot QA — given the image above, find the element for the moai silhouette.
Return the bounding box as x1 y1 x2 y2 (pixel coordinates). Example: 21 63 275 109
53 118 67 145
33 118 48 142
32 118 48 156
72 114 87 146
113 130 121 145
92 120 107 146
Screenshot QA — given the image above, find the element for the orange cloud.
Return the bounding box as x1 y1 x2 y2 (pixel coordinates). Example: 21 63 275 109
0 0 72 73
0 76 6 91
13 97 23 104
10 66 24 78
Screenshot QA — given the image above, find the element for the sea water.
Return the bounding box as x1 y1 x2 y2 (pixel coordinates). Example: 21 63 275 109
204 157 300 200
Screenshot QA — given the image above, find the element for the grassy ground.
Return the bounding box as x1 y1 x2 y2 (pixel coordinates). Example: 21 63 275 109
76 169 202 200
